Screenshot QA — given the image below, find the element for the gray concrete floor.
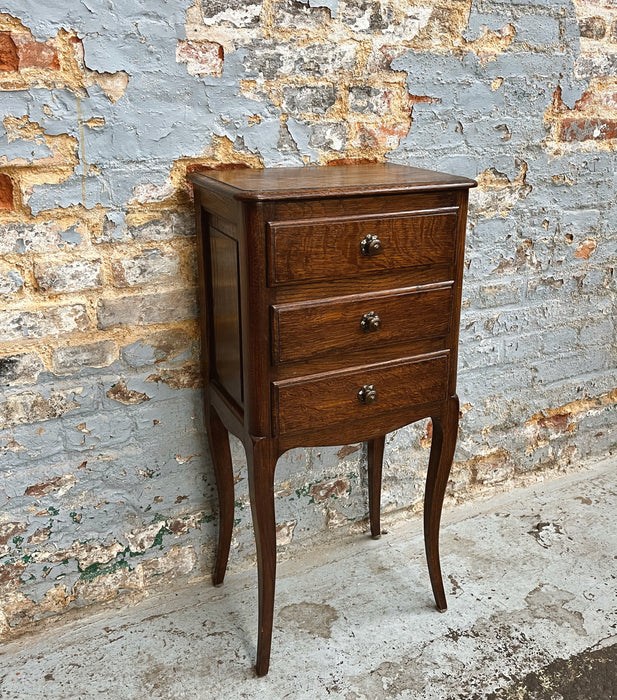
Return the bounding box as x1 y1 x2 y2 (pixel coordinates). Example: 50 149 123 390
1 457 616 699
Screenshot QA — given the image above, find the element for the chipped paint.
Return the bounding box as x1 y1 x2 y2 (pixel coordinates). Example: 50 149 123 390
0 0 616 638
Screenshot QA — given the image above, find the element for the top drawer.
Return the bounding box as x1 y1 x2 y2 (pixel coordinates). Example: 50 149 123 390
267 208 458 286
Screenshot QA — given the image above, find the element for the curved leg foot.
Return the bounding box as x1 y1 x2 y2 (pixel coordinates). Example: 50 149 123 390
424 396 459 612
367 436 385 539
206 405 235 587
247 437 278 677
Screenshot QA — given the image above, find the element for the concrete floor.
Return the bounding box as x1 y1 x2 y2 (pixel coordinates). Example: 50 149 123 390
1 457 616 700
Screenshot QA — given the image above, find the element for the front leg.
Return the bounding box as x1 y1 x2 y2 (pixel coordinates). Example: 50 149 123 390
424 395 459 612
367 436 386 539
246 436 278 677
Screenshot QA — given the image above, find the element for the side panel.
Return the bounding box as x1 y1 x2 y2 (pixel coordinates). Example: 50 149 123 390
210 226 244 408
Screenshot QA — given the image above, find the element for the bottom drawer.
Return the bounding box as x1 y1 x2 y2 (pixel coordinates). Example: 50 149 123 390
272 352 449 435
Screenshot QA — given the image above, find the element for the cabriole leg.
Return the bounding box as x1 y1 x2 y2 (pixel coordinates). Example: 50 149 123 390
247 436 278 677
206 404 235 587
424 395 459 612
367 435 386 539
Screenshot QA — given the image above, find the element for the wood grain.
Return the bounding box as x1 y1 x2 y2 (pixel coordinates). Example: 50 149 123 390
271 283 453 364
273 352 449 435
268 209 458 285
189 163 476 201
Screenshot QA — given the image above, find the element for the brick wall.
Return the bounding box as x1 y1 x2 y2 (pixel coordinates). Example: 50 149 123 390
1 0 615 635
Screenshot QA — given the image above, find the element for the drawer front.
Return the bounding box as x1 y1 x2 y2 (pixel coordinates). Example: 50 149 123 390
271 285 453 364
268 209 458 286
273 353 449 435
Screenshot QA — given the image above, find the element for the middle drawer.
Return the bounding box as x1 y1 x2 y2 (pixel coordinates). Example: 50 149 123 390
271 284 453 364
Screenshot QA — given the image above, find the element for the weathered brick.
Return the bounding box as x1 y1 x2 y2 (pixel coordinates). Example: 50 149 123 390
35 259 103 294
0 353 44 386
97 290 198 329
244 41 356 80
176 40 223 77
106 380 151 405
579 16 606 39
11 32 59 69
0 173 14 210
559 117 617 142
121 329 193 368
0 31 19 71
0 390 80 429
273 0 331 29
0 304 89 343
282 85 336 114
0 267 24 298
201 0 261 27
0 222 82 255
341 0 388 32
111 250 180 288
52 340 118 375
102 212 194 244
308 122 347 151
348 85 391 114
575 53 617 79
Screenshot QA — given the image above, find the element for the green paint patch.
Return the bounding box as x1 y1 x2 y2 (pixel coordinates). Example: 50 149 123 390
233 518 241 527
47 507 59 516
12 535 24 547
79 559 130 583
151 526 173 549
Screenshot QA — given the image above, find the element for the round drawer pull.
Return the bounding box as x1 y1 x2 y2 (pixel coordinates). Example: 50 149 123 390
360 234 383 257
357 384 378 405
360 311 381 333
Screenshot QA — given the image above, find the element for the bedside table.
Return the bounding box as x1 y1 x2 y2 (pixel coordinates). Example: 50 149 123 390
188 163 476 675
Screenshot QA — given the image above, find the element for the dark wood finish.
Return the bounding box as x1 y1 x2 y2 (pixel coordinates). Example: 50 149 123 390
271 283 452 364
188 163 476 676
190 162 476 201
209 226 243 407
425 395 460 611
268 209 458 285
272 353 449 435
367 435 385 539
206 405 235 587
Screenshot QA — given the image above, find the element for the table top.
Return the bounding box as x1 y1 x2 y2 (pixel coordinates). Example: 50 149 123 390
188 163 477 201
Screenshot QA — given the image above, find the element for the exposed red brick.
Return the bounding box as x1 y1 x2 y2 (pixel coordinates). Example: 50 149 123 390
0 173 15 211
336 444 361 459
536 413 571 432
326 157 379 166
309 478 350 503
559 117 617 142
574 239 597 259
0 521 28 547
186 162 252 173
176 40 223 76
12 33 59 70
0 31 19 71
25 475 68 498
579 15 606 39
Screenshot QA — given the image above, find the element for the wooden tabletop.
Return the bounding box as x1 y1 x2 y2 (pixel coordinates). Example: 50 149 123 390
188 163 477 201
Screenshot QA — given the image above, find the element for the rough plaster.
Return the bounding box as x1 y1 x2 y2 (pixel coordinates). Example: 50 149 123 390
0 0 616 635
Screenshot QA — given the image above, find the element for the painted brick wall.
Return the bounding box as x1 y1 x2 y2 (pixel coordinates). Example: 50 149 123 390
1 0 616 635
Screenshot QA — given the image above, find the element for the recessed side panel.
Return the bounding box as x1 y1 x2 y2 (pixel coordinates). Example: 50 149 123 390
210 226 243 407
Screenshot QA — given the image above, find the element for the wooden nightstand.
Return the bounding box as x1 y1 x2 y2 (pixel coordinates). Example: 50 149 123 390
188 163 476 675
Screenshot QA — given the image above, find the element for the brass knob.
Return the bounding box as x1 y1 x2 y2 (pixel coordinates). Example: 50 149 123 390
357 384 378 405
360 234 383 257
360 311 381 333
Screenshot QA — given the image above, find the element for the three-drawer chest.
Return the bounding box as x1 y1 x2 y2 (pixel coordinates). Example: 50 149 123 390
188 163 476 675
